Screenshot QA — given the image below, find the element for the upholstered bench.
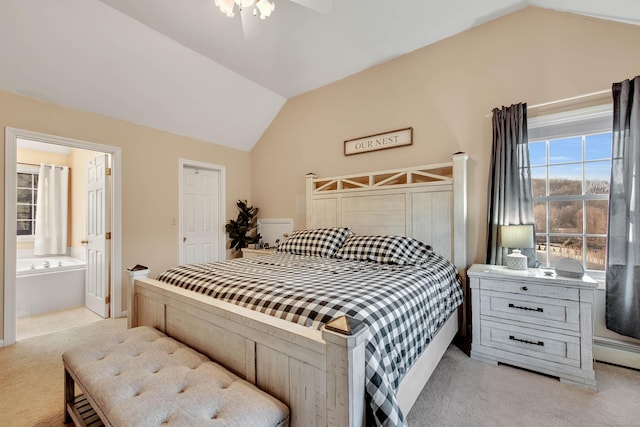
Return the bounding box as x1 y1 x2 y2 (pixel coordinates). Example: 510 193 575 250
62 326 289 427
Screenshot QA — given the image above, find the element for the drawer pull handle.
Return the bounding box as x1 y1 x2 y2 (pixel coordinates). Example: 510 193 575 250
509 335 544 346
521 286 528 291
508 303 543 313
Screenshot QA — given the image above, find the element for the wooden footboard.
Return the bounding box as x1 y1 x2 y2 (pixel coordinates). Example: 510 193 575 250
130 276 368 427
130 276 458 426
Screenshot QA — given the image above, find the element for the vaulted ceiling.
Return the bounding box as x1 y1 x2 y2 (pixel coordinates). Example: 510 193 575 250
1 0 638 151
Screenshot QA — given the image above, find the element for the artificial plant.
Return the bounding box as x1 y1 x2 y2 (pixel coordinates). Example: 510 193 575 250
225 200 261 254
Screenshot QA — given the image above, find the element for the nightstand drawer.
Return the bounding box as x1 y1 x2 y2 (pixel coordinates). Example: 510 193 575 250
480 279 579 301
480 290 580 332
480 320 581 368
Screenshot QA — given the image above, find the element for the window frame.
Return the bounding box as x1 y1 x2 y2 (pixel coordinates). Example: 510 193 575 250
528 104 613 284
16 164 39 242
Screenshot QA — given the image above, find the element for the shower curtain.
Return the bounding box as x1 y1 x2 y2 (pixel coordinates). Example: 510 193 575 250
34 164 69 256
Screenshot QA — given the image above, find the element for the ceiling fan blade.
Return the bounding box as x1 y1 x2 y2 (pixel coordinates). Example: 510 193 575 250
240 6 260 40
289 0 333 14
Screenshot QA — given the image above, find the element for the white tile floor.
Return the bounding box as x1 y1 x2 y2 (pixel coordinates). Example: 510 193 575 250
17 306 103 341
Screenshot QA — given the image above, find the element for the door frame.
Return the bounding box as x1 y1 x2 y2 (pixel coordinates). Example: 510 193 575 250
3 127 123 346
178 159 226 265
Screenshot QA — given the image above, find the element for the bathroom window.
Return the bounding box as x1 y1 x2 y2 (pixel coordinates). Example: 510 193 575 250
17 165 39 239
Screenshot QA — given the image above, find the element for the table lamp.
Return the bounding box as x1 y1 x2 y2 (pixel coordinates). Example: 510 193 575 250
500 225 534 270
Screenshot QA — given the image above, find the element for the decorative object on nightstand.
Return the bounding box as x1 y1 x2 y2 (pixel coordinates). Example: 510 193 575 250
241 247 276 258
555 257 585 278
500 225 534 270
468 264 597 390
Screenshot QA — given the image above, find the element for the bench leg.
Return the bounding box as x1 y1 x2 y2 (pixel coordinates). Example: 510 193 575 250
64 367 74 424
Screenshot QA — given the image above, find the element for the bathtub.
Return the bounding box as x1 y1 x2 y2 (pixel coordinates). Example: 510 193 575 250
16 256 87 317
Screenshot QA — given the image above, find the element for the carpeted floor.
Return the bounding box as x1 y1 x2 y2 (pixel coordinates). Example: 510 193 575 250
0 317 127 427
1 318 639 426
406 345 640 427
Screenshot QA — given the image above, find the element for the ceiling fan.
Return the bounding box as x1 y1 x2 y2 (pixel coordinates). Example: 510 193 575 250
214 0 333 39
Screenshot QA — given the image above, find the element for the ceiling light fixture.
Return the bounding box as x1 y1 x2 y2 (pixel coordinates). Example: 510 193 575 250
215 0 275 20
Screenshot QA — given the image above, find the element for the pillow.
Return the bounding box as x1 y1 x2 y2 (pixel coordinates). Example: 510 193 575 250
334 234 433 265
277 227 351 258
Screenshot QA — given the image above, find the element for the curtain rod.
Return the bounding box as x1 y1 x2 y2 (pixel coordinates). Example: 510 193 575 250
18 162 68 170
528 89 610 110
485 89 611 117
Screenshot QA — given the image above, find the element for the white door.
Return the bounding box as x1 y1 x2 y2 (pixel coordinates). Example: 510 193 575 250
182 167 220 264
85 154 110 318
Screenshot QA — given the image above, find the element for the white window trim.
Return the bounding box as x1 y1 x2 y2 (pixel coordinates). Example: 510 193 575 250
529 104 612 287
529 104 612 140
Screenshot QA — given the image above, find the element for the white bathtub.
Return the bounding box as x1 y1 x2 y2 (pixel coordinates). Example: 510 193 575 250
16 256 87 317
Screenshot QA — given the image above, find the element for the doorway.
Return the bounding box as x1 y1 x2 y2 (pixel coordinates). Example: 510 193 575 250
4 128 123 346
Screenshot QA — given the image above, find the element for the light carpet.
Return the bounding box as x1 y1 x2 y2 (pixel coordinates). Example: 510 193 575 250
406 345 640 426
0 317 126 426
1 318 639 426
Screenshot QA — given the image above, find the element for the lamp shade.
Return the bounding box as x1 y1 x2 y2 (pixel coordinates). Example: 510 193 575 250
500 225 534 270
500 225 534 249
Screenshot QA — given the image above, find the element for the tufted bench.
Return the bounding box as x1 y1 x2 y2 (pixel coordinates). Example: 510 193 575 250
62 326 289 427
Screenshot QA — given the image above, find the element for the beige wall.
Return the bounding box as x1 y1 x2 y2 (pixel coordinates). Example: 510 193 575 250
1 90 251 340
16 148 70 166
251 7 640 269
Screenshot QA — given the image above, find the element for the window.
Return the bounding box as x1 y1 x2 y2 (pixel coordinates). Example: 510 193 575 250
528 105 612 276
17 165 39 239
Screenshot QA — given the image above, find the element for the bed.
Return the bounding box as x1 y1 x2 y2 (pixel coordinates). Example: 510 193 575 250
129 153 468 427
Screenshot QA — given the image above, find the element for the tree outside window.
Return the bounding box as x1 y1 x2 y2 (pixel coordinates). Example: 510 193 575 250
529 132 611 271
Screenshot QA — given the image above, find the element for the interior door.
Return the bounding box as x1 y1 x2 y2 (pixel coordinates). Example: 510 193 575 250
85 154 110 318
182 167 220 264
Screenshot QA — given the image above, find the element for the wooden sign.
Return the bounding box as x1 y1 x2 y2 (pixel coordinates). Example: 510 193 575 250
344 127 413 156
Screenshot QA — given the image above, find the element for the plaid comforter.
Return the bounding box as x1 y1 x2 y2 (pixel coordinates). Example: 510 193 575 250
157 251 462 426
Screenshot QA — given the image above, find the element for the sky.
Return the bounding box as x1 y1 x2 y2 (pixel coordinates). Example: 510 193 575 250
529 132 612 183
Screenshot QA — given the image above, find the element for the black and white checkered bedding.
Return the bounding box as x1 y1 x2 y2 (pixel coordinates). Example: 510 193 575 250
157 251 462 427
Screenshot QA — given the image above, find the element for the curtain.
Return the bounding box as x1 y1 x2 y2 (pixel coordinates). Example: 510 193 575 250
34 164 69 256
606 76 640 339
486 103 537 267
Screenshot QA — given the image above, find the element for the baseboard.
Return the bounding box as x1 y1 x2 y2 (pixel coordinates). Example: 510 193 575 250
593 337 640 370
0 339 4 347
120 310 127 318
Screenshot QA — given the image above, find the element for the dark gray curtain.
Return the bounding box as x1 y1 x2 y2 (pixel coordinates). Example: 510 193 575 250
606 76 640 339
486 103 537 267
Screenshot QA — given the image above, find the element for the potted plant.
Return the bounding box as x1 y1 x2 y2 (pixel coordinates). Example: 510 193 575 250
225 200 261 255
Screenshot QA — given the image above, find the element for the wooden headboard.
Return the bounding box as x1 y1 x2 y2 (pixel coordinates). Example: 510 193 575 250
305 153 468 272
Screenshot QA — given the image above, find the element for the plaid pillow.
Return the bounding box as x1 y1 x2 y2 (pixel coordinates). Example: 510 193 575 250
334 234 433 265
277 227 351 258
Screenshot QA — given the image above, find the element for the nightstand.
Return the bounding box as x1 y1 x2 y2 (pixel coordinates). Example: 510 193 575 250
468 264 597 390
241 248 276 258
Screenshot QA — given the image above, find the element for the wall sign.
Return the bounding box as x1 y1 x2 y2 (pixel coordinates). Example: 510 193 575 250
344 127 413 156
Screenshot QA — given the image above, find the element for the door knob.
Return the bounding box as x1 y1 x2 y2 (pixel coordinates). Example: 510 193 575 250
183 236 187 242
81 239 88 244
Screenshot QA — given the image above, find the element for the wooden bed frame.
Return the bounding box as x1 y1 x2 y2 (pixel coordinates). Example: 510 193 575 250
130 153 468 426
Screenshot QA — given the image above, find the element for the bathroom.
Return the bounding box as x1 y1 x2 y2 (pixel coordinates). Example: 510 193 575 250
15 138 110 340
